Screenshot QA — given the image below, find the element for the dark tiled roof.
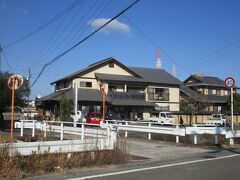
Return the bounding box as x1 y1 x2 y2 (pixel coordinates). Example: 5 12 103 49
128 67 182 85
180 85 228 104
207 95 228 103
39 88 106 102
185 75 225 87
95 73 145 83
111 99 154 107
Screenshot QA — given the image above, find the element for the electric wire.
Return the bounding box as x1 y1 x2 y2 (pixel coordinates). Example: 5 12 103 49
32 0 86 66
46 0 100 59
2 0 83 49
123 14 192 75
2 51 13 72
31 0 140 87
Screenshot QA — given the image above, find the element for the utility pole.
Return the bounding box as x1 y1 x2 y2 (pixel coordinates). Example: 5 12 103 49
27 68 31 119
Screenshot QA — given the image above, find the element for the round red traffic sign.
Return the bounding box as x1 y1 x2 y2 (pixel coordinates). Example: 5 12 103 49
8 74 24 90
224 77 235 88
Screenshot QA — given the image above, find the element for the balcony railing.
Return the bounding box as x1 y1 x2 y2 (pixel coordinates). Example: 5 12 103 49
148 92 169 101
108 91 145 101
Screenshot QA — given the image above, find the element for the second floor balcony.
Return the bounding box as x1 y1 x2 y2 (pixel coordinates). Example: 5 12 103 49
148 92 169 101
108 91 145 101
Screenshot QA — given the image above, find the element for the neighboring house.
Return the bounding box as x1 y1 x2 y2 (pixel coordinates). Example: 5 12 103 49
181 74 231 113
38 57 181 120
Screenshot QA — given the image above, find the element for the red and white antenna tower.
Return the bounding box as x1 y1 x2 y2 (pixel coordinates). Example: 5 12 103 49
156 48 162 69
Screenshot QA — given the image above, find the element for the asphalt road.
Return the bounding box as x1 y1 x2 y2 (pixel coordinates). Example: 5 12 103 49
67 154 240 180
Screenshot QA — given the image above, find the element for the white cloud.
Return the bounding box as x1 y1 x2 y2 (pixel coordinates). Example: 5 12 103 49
88 18 131 34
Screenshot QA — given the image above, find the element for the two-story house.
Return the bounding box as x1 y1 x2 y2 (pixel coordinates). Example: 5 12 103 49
181 74 230 113
38 57 181 120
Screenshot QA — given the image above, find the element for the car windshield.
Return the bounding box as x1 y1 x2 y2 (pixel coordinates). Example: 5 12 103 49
92 114 101 119
166 113 173 118
106 114 121 120
213 114 221 119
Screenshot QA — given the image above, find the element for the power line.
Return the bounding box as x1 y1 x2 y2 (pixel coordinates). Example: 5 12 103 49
31 0 140 87
64 0 112 49
33 0 86 66
2 51 13 72
3 0 83 49
40 0 100 62
123 14 192 75
177 41 240 76
32 0 111 77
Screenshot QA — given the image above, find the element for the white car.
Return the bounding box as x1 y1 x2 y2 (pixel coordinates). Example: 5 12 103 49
71 111 85 123
148 112 175 125
203 114 227 126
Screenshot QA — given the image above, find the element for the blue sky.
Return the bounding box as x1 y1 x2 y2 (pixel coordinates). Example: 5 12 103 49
1 0 240 98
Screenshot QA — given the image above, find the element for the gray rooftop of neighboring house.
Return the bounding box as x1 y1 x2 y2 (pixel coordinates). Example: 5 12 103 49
184 74 225 87
180 85 228 104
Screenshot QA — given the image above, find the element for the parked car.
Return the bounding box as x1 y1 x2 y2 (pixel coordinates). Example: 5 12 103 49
203 114 227 126
71 111 85 123
86 112 102 124
147 112 175 125
105 113 123 124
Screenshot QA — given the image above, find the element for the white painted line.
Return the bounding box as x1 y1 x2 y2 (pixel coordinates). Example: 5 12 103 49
67 154 240 180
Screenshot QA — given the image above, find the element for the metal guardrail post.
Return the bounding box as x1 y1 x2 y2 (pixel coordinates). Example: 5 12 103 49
32 120 35 137
215 134 219 144
60 122 64 140
194 134 197 144
176 125 179 144
81 124 85 140
44 121 47 138
107 127 110 140
148 123 151 140
125 122 128 138
193 125 197 144
20 121 24 137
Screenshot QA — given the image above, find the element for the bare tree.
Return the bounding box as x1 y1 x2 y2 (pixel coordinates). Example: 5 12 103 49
180 91 209 126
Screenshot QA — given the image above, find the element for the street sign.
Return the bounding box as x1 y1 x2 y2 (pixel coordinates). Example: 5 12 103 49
8 74 24 90
224 77 235 88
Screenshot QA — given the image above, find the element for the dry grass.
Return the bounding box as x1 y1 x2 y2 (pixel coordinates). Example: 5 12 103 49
0 136 129 179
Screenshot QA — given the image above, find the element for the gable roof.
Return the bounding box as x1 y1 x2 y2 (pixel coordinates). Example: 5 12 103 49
184 74 225 87
51 57 141 85
128 67 182 85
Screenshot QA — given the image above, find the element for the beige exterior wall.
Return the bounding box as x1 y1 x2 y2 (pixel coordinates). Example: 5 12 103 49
220 90 224 96
81 63 133 78
72 78 99 90
204 88 208 95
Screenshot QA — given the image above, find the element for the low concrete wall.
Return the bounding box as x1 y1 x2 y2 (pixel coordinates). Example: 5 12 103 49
2 138 115 156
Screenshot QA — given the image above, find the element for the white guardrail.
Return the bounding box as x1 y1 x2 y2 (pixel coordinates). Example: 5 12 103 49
12 119 240 156
103 120 240 145
10 120 117 155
